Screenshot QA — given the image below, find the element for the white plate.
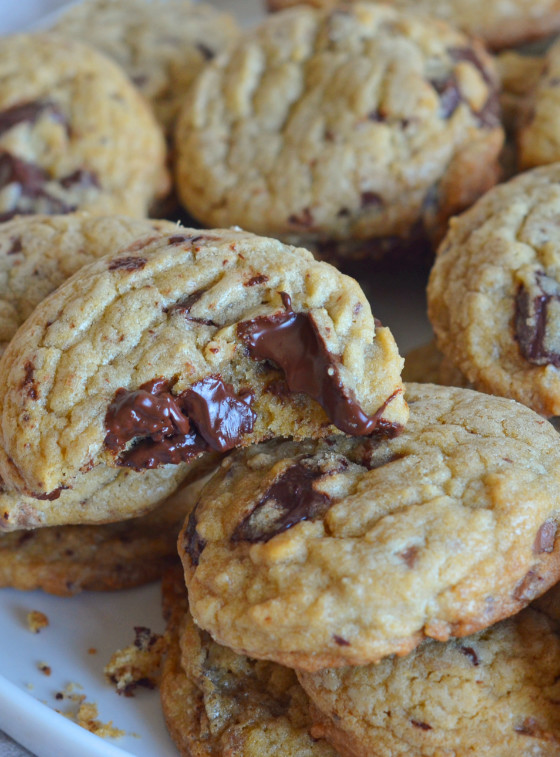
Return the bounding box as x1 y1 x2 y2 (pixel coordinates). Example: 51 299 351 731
0 2 433 755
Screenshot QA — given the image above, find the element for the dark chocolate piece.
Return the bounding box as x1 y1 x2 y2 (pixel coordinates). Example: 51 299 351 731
515 272 560 367
288 208 314 228
399 546 419 569
431 76 462 120
0 100 65 138
534 520 557 554
460 646 480 666
59 169 99 190
7 237 22 255
333 635 350 646
184 508 206 567
237 294 401 436
231 457 336 543
108 256 147 272
513 569 544 602
21 361 37 400
411 720 432 731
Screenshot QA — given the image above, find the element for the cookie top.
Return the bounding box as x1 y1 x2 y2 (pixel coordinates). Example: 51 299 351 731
180 383 560 672
175 4 502 254
299 583 560 757
160 566 339 757
51 0 239 136
0 213 176 354
266 0 560 50
0 475 203 594
518 38 560 171
428 164 560 417
0 33 169 222
0 227 406 497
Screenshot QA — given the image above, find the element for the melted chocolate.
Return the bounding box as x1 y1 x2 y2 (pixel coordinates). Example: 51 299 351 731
181 376 255 452
105 375 254 468
515 273 560 367
231 458 335 543
237 295 401 436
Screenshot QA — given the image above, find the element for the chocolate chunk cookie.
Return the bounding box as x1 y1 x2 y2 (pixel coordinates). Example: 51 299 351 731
266 0 560 50
0 33 169 222
0 476 204 594
428 164 560 417
180 383 560 672
299 582 560 757
0 213 176 355
160 566 339 757
175 4 503 262
51 0 239 137
0 227 406 498
403 340 470 388
518 38 560 171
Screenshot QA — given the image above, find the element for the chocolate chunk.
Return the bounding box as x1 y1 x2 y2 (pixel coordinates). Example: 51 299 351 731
21 361 37 400
165 289 217 326
7 237 22 255
245 274 269 286
0 100 65 138
411 720 432 731
361 191 383 208
460 646 480 666
33 486 69 501
181 376 256 452
120 428 207 469
231 457 336 543
197 43 214 60
108 256 147 272
184 508 206 567
431 76 462 119
59 169 99 190
333 635 350 646
237 296 402 437
0 152 48 195
105 379 191 451
288 208 314 228
515 717 540 736
399 546 419 568
513 569 544 602
534 520 557 554
448 48 492 86
515 272 560 367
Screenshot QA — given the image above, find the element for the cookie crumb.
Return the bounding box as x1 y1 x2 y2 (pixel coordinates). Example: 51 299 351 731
27 610 49 633
55 683 125 738
104 625 167 696
88 647 97 655
37 661 51 676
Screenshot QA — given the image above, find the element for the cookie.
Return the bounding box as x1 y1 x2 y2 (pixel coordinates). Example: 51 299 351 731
0 475 204 595
402 340 470 388
0 227 407 498
518 38 560 170
0 452 204 532
180 382 560 672
160 565 339 757
175 4 503 261
298 583 560 757
266 0 560 50
0 33 169 222
0 213 176 355
51 0 239 137
427 163 560 417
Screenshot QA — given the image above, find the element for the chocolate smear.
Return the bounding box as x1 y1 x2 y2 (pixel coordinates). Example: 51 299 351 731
237 293 401 436
231 457 337 543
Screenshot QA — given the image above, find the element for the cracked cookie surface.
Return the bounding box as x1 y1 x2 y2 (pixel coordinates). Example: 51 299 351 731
428 164 560 416
51 0 239 136
0 33 169 222
0 213 176 355
175 3 502 260
0 227 406 497
299 582 560 757
160 566 339 756
266 0 560 50
180 383 560 672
